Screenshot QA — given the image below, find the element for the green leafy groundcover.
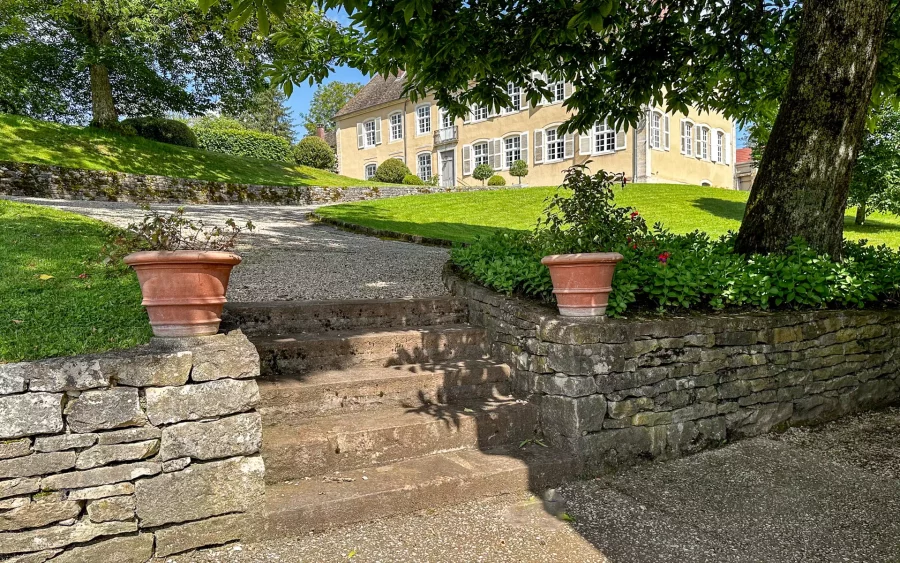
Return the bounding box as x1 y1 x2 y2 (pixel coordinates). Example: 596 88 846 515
0 200 152 362
451 167 900 317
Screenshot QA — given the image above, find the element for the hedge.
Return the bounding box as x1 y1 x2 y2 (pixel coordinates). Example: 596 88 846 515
121 117 198 148
194 127 292 162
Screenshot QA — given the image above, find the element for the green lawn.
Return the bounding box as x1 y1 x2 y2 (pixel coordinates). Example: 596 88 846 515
0 199 152 362
0 113 379 188
317 184 900 248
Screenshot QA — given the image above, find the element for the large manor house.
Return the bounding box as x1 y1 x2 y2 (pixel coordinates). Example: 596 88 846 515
334 73 737 188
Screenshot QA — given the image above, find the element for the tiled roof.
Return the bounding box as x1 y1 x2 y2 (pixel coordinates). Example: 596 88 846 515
735 147 753 164
334 73 407 119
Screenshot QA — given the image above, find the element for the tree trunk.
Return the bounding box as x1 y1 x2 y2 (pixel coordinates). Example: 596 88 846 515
733 0 890 260
89 63 118 128
855 202 868 225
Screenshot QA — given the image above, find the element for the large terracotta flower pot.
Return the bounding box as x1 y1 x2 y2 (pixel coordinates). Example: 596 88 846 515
541 252 624 317
123 251 241 337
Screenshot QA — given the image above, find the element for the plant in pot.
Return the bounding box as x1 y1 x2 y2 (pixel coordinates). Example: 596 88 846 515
536 166 647 317
120 207 254 337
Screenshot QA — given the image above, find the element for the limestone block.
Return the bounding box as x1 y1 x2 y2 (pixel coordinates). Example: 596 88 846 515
86 495 135 522
726 402 793 438
26 358 110 392
47 534 153 563
0 452 76 479
0 478 40 500
66 482 134 501
134 456 265 527
154 513 254 557
666 417 727 457
64 387 147 433
582 426 667 471
190 332 260 382
100 350 192 387
33 434 97 453
0 496 29 510
607 397 654 420
75 440 159 470
0 519 137 556
0 439 31 460
95 426 161 445
0 363 27 395
541 395 606 449
145 379 259 426
41 461 160 491
531 374 597 397
3 549 61 563
162 457 191 472
160 413 261 461
0 394 64 440
0 500 82 532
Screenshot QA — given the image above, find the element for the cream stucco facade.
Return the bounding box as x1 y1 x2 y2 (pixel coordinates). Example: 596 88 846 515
335 85 736 189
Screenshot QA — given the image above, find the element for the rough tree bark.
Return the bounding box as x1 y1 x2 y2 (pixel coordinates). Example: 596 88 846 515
89 63 118 127
734 0 891 259
855 202 868 225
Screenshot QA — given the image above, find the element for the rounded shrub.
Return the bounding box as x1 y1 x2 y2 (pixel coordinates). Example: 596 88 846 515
487 175 506 186
473 163 494 185
402 174 425 185
121 117 198 148
374 158 411 184
90 120 137 137
293 136 336 170
194 128 292 162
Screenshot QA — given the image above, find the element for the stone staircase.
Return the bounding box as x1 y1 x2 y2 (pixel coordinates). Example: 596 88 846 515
224 297 578 538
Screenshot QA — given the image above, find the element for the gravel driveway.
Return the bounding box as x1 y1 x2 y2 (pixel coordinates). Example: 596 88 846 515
10 198 450 302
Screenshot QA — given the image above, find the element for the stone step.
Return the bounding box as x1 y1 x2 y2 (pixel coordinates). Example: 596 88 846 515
258 360 512 418
261 400 538 483
223 297 468 336
254 325 490 377
262 445 579 538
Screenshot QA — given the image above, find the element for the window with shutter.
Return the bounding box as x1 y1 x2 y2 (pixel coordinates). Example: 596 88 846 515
615 129 626 151
724 133 732 164
663 115 670 150
361 119 377 148
592 121 616 154
374 117 382 145
356 123 364 149
564 133 575 159
473 142 490 167
416 105 431 135
364 163 377 180
491 139 503 169
462 145 472 176
503 135 521 169
417 152 433 181
389 112 403 141
579 132 591 155
650 112 662 149
563 82 573 100
519 132 528 165
681 121 693 156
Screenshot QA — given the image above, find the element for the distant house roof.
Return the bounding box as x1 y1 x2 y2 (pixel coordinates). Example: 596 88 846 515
334 73 407 119
323 129 336 149
735 147 753 164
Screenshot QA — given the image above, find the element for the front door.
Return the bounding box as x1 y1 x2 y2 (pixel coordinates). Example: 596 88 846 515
440 150 455 188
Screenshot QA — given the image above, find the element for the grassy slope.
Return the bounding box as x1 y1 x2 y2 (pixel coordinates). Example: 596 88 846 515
316 184 900 248
0 199 151 362
0 113 379 188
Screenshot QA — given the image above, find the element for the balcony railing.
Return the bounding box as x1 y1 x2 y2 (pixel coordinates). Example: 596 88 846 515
434 126 458 145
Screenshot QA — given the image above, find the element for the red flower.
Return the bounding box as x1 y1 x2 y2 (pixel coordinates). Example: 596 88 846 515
630 211 640 220
658 251 670 264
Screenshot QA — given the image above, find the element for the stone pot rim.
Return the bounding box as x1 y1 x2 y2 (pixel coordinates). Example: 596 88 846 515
540 252 624 266
123 250 242 266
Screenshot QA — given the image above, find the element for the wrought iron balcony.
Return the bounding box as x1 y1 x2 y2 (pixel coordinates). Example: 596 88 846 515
433 126 458 146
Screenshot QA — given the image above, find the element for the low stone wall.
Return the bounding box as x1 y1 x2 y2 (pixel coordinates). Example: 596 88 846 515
444 268 900 473
0 331 264 561
0 160 496 206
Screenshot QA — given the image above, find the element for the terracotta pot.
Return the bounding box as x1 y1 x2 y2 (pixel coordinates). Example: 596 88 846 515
123 251 241 337
541 252 624 317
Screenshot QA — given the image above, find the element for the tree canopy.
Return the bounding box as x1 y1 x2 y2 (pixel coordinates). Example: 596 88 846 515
299 81 363 136
849 104 900 225
229 87 296 142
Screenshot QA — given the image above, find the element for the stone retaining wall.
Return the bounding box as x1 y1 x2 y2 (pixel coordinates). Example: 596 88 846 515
0 331 264 561
444 268 900 473
0 160 496 206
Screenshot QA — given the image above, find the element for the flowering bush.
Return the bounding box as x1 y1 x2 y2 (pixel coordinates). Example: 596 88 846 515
451 166 900 316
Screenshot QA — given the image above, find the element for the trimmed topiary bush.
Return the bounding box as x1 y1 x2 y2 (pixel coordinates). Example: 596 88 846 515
402 174 425 185
194 128 292 162
509 159 529 185
487 174 506 186
374 158 411 184
121 117 198 148
293 136 336 170
473 163 494 185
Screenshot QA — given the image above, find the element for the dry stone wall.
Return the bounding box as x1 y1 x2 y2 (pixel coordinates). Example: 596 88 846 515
445 269 900 473
0 331 264 561
0 160 496 206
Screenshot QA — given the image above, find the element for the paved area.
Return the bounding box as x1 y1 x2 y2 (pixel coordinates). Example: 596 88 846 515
10 198 450 302
163 407 900 563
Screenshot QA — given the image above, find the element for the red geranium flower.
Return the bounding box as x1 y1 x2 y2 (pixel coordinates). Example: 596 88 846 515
658 251 670 263
630 211 640 219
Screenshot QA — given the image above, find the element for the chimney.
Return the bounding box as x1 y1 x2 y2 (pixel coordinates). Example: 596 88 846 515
316 125 326 140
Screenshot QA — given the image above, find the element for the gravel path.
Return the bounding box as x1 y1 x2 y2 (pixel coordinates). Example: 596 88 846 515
160 407 900 563
10 198 450 302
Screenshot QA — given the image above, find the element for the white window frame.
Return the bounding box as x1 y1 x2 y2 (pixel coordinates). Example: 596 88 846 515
417 152 433 181
439 108 453 130
503 134 522 169
362 119 377 148
364 163 377 180
473 141 490 167
389 112 403 142
503 83 522 114
649 110 670 151
545 126 566 163
714 129 725 163
416 104 432 136
681 119 694 156
696 126 710 160
548 80 565 104
592 120 616 155
471 105 489 122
